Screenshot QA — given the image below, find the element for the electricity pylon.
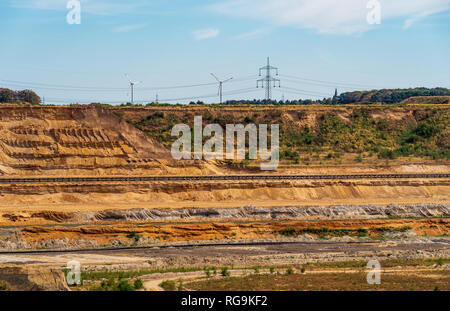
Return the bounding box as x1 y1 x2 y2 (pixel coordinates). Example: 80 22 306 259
257 57 280 103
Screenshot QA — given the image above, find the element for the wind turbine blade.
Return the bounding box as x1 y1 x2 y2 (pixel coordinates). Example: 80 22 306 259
210 73 220 82
124 74 132 83
223 77 233 83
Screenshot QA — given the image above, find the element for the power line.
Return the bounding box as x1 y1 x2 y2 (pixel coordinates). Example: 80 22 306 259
1 67 382 104
152 88 259 103
0 79 122 90
0 79 219 92
280 86 331 97
40 87 260 105
279 74 378 89
281 77 362 90
0 76 257 92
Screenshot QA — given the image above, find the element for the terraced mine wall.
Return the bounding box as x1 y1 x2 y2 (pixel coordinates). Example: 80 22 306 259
9 203 448 224
0 179 448 207
0 105 179 176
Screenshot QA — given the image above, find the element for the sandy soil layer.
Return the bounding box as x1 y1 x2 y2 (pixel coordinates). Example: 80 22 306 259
1 240 448 269
0 218 443 250
0 179 448 217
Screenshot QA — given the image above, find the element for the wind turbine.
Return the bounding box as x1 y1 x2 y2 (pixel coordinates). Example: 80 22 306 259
210 73 233 105
124 74 143 105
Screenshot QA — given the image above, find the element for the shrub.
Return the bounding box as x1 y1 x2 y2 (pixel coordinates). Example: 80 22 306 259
16 89 40 105
240 160 250 166
203 111 214 121
177 279 184 291
378 148 395 159
117 280 135 291
134 279 143 290
414 123 438 138
269 267 275 274
297 111 307 120
126 231 140 242
0 88 15 103
153 111 165 118
244 116 255 123
357 228 368 237
160 280 176 291
279 227 297 236
221 267 230 277
0 88 40 104
376 226 412 232
0 281 10 291
286 267 294 275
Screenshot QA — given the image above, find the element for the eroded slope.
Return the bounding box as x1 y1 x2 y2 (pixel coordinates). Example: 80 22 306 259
0 104 212 176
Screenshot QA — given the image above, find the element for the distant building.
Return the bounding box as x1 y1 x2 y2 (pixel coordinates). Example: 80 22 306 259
332 88 339 104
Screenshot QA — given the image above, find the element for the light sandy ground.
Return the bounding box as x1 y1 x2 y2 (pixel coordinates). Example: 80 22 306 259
0 198 448 214
0 253 148 266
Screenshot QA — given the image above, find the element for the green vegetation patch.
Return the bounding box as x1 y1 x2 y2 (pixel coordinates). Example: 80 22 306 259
278 226 368 238
125 106 449 165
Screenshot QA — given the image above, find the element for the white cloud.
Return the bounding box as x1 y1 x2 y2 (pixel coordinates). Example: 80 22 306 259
234 28 269 40
192 28 220 40
211 0 450 35
402 8 444 29
10 0 150 15
113 23 146 33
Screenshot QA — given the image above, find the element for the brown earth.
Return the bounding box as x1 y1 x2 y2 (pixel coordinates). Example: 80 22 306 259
0 265 69 291
185 269 450 291
0 179 448 218
17 218 450 246
0 104 448 253
1 104 449 177
0 104 217 176
0 104 447 213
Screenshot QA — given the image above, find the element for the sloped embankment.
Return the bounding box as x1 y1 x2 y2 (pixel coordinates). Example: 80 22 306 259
0 104 213 176
14 218 450 247
0 179 447 210
5 203 448 224
74 203 450 222
0 266 69 291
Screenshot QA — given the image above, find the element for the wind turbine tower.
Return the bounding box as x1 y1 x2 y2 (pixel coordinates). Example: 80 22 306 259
211 73 233 104
124 74 143 105
257 57 280 103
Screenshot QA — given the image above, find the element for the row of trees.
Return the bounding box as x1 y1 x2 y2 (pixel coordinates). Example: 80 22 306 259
183 88 449 106
335 87 449 105
0 88 41 105
1 87 448 107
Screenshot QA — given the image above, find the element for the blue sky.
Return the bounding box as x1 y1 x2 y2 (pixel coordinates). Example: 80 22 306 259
0 0 449 104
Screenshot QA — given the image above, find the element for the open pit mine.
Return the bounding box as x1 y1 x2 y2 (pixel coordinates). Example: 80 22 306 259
0 104 448 291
